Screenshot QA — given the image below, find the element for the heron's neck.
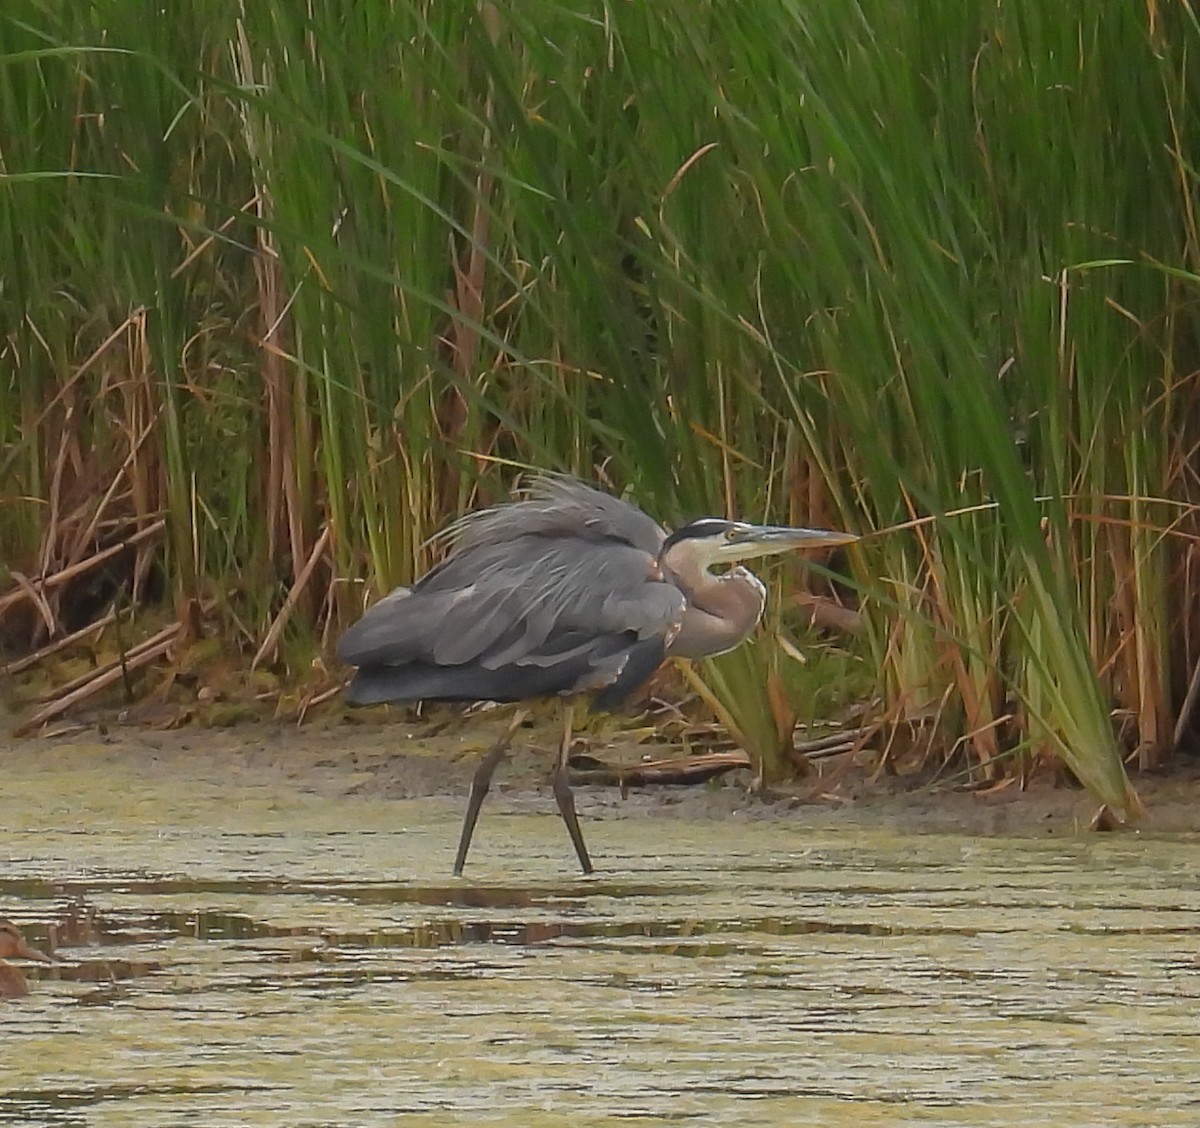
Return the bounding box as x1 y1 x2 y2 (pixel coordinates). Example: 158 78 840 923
667 563 767 659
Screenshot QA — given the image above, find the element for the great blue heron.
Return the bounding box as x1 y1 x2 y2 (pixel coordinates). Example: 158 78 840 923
336 475 858 875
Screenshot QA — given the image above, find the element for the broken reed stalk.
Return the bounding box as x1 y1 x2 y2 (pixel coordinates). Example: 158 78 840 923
794 730 869 756
251 523 332 671
566 749 752 789
294 681 346 725
0 608 123 677
0 519 167 620
4 570 56 635
12 624 182 736
33 620 182 703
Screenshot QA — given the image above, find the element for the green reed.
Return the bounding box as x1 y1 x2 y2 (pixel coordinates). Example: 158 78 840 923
3 1 1197 813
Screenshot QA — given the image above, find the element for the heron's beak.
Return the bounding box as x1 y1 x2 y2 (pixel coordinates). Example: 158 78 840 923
724 524 860 561
14 937 55 963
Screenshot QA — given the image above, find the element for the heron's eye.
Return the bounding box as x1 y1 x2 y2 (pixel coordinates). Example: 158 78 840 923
724 527 738 540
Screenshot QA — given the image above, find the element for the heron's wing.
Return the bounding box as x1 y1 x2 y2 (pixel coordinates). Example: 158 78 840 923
436 474 667 557
336 536 684 704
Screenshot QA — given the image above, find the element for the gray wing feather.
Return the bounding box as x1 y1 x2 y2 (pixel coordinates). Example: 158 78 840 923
435 474 667 557
337 475 682 705
336 536 684 676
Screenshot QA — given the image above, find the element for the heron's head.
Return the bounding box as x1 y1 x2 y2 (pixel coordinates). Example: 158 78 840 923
660 518 859 571
0 920 53 963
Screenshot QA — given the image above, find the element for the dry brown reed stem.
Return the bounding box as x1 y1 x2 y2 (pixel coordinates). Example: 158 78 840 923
295 681 345 725
4 572 57 635
1172 641 1200 750
1 609 122 677
254 219 305 584
12 622 182 737
38 420 74 582
567 749 751 789
0 310 146 485
170 193 259 279
65 412 162 569
791 593 863 635
795 730 868 756
0 519 166 620
34 621 183 703
251 524 333 672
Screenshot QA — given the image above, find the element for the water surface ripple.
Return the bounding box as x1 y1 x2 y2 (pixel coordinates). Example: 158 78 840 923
2 750 1198 1126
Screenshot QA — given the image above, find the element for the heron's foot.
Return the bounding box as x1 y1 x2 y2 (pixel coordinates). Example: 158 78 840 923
552 763 594 875
452 707 529 875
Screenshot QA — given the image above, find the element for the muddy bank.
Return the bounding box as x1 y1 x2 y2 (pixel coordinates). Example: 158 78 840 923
4 711 1200 839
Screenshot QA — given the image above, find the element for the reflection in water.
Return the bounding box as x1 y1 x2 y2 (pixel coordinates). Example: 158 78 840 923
2 752 1199 1127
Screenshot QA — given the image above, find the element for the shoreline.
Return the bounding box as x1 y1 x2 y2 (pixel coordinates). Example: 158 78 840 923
5 713 1200 839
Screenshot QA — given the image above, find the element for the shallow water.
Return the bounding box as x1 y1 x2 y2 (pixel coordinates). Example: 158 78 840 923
2 748 1199 1126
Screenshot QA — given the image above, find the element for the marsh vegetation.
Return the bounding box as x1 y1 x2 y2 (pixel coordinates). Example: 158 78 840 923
3 4 1200 816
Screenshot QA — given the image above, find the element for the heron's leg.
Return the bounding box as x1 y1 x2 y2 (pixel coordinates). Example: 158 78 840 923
453 707 529 876
551 700 595 875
